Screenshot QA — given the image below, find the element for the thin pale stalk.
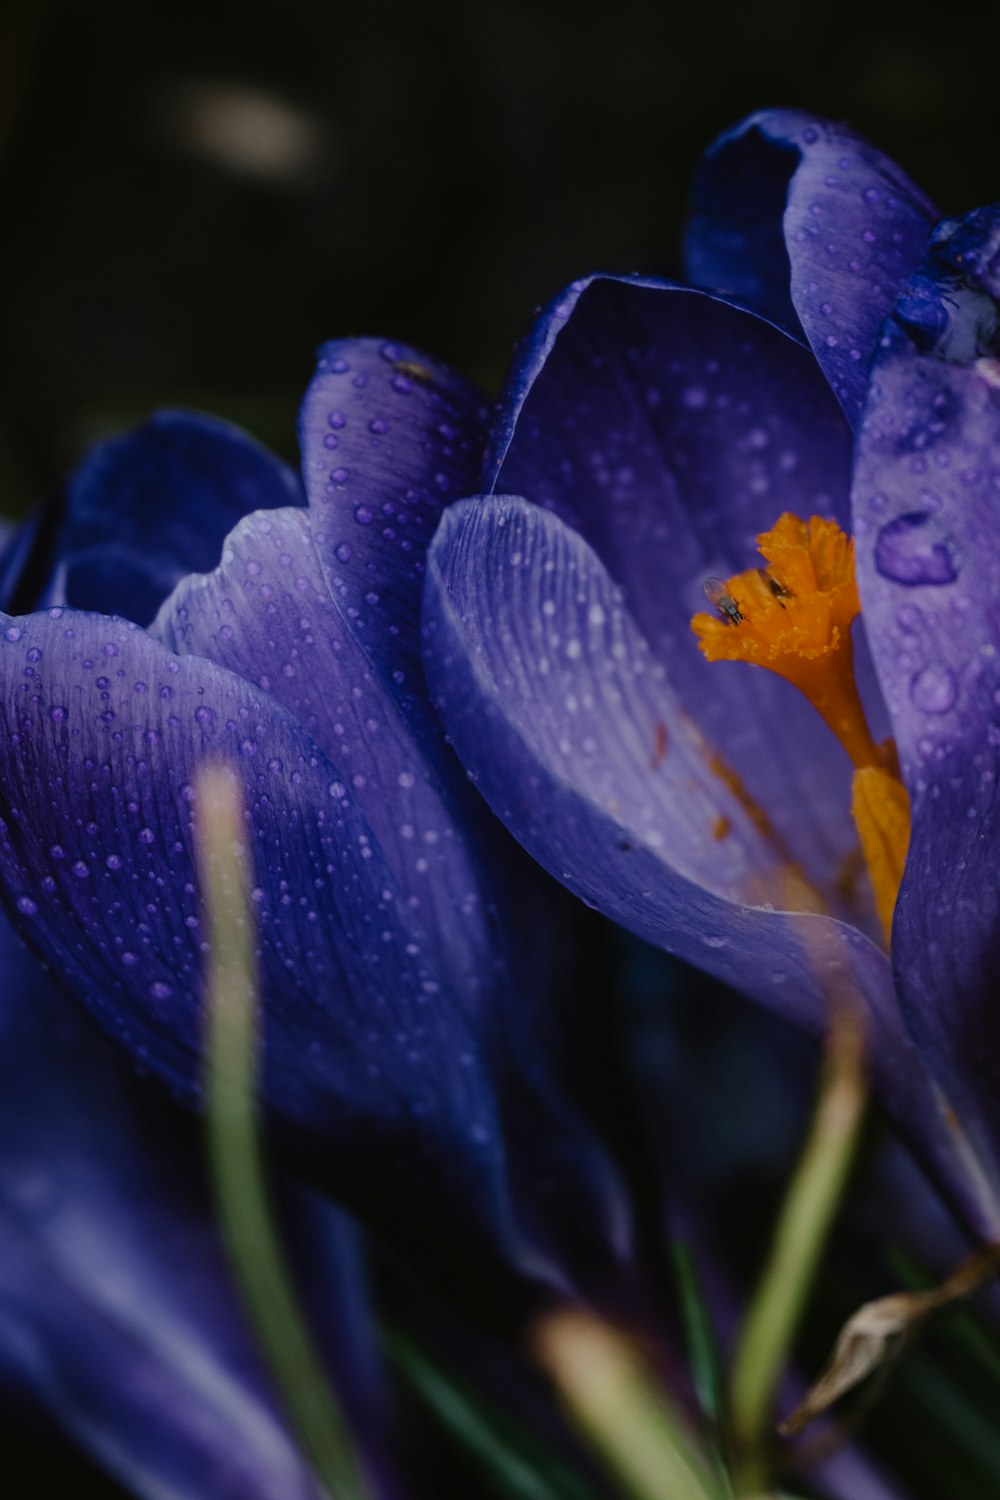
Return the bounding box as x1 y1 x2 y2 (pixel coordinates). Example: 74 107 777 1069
197 762 368 1500
729 1001 867 1493
534 1309 725 1500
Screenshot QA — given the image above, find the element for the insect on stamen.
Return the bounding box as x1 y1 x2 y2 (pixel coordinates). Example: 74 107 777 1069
702 577 744 626
762 570 792 607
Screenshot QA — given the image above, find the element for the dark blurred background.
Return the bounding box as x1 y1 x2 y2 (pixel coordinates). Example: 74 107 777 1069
3 2 1000 1493
3 0 1000 519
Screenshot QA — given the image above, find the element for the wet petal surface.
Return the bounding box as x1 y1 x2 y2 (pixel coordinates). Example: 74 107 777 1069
152 505 496 992
0 606 509 1239
424 495 998 1233
854 205 1000 1190
490 276 876 900
684 110 938 425
299 337 488 721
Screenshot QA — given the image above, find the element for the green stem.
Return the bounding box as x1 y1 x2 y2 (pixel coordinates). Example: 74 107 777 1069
534 1310 725 1500
729 1005 867 1493
197 762 368 1500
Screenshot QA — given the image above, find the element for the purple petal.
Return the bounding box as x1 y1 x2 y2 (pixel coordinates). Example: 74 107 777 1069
683 109 938 425
424 495 1000 1234
0 604 511 1243
299 337 488 718
299 353 638 1280
489 274 877 901
0 915 348 1500
853 204 1000 1193
0 603 636 1289
151 505 499 992
13 411 302 627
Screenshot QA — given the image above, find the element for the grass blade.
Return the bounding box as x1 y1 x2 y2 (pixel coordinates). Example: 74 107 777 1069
197 761 368 1500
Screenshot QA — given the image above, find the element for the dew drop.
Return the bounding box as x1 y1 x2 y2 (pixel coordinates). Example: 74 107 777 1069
910 663 957 714
875 512 958 586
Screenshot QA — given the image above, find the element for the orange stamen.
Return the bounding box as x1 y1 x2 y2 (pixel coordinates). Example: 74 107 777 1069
851 766 910 945
690 512 913 946
691 514 879 769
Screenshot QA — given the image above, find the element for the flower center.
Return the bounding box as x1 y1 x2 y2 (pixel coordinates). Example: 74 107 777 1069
690 513 909 943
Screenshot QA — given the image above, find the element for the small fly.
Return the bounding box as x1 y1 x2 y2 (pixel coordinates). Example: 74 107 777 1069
702 577 744 625
761 569 791 606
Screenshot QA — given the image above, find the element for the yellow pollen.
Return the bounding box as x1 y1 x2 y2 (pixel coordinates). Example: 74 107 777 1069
851 766 910 944
691 514 879 770
691 512 913 946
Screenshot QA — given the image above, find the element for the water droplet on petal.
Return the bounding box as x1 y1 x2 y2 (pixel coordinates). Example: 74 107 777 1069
875 512 958 586
910 663 957 714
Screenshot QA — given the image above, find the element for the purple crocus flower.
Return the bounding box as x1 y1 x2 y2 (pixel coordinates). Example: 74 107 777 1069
0 425 420 1498
421 109 1000 1240
0 366 630 1299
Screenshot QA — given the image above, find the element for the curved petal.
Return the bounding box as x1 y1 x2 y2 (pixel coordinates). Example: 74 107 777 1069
424 496 1000 1234
853 204 1000 1194
151 506 496 992
489 274 877 900
299 352 638 1284
299 336 488 718
683 109 938 426
10 411 303 627
0 604 512 1248
0 916 343 1500
0 603 637 1292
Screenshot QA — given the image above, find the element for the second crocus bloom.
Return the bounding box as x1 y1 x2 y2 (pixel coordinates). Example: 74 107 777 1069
422 112 1000 1242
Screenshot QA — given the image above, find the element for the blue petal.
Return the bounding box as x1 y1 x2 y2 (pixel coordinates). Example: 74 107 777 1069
0 914 355 1500
0 603 636 1288
11 411 302 626
424 495 1000 1233
0 605 512 1242
683 109 938 426
489 274 879 902
299 337 488 720
854 203 1000 1197
151 505 501 993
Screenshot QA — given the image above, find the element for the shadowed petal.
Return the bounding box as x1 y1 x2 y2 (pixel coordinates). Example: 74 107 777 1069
299 337 488 717
0 605 511 1246
854 204 1000 1194
684 109 938 425
0 605 636 1290
7 411 303 627
150 506 497 992
0 916 373 1500
424 495 1000 1234
490 275 876 900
